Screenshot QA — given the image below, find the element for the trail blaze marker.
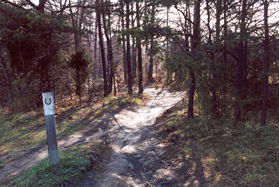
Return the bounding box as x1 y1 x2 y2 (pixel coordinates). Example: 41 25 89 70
42 92 59 165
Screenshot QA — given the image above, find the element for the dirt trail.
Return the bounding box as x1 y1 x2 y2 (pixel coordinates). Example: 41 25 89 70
0 88 185 186
82 88 186 187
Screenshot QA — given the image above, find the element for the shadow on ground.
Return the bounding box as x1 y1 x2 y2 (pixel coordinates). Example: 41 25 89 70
80 109 208 187
0 99 138 184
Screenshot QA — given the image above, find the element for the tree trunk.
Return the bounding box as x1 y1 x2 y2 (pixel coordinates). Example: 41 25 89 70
121 0 127 82
69 0 87 103
188 69 195 118
234 0 247 126
261 0 270 125
131 2 137 80
113 75 117 96
126 0 133 95
102 0 114 94
166 7 171 83
148 1 155 83
38 0 47 12
223 0 228 116
93 18 98 80
187 0 201 119
76 69 81 103
212 0 222 117
96 0 108 97
205 0 217 118
136 0 143 96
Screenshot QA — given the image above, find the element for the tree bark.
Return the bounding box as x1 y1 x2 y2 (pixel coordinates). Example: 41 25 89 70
166 7 171 83
126 0 133 95
148 1 155 83
212 0 222 117
121 0 127 82
223 0 228 116
261 0 270 125
93 18 98 80
234 0 247 126
188 0 201 119
102 0 114 94
131 2 137 80
188 69 195 118
205 0 217 118
96 0 108 96
136 0 143 96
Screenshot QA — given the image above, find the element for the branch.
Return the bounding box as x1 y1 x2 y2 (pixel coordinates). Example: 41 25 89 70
1 0 25 10
24 0 37 9
174 4 194 25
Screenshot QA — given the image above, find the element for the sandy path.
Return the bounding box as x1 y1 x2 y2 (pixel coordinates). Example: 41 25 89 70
83 88 185 187
0 88 185 186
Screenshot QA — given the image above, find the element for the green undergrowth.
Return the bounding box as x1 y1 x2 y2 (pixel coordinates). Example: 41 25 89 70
9 142 106 187
0 111 45 160
159 105 279 186
0 94 147 164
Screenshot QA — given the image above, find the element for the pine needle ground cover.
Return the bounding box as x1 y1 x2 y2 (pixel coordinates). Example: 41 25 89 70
158 102 279 186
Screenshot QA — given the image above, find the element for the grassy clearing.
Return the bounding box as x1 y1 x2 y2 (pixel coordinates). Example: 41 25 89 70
0 93 148 165
8 142 106 187
0 112 45 161
159 103 279 186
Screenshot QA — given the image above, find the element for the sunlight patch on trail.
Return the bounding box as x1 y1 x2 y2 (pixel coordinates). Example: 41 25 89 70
91 88 185 186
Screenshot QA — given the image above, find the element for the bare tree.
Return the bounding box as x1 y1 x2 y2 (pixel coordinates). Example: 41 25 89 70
96 0 108 96
261 0 270 125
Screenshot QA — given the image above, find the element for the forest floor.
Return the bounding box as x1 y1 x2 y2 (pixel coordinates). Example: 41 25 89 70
0 87 186 186
2 87 279 186
155 101 279 186
0 90 148 185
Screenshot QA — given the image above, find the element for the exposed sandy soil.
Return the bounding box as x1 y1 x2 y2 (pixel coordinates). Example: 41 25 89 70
0 88 186 186
80 88 186 187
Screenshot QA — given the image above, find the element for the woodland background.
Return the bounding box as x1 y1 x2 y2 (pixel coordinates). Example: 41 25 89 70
0 0 279 126
1 0 279 186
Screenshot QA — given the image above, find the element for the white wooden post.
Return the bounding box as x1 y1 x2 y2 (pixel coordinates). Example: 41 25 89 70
42 92 59 165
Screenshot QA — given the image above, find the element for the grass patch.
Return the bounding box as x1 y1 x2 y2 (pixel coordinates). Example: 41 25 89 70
0 111 45 159
159 104 279 186
9 142 106 187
